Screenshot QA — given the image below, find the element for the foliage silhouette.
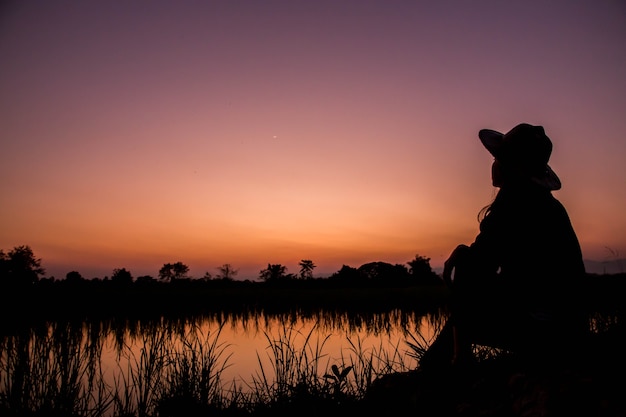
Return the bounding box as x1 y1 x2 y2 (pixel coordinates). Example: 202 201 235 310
111 267 133 285
215 263 238 281
298 259 316 280
0 245 45 290
158 262 190 282
259 264 288 282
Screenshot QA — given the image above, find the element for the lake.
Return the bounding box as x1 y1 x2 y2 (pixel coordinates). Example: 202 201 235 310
0 307 448 416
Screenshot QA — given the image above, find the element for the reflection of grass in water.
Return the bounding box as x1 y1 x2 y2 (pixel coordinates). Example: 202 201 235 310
0 321 113 416
0 315 436 416
245 320 425 414
3 308 620 416
112 321 234 416
249 323 331 404
113 324 169 416
0 322 234 417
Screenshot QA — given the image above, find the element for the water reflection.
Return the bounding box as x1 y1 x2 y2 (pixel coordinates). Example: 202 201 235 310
0 308 447 417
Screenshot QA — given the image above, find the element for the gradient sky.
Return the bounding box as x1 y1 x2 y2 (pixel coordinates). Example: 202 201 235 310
1 1 625 280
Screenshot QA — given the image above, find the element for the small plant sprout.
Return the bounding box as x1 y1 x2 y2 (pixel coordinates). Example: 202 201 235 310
324 364 353 398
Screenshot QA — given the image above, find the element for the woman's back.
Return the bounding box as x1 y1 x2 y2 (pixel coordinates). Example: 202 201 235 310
481 185 585 281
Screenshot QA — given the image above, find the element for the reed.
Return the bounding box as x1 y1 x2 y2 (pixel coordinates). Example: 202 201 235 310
112 324 170 417
0 322 114 416
156 322 235 415
243 319 424 415
0 312 452 416
249 322 332 405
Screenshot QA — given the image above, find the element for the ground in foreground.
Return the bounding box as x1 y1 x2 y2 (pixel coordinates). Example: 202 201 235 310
364 325 626 417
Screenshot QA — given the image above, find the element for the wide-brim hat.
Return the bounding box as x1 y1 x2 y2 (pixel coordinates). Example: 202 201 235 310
478 123 561 190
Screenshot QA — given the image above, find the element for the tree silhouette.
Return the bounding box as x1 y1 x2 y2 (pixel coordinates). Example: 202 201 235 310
65 271 84 283
136 275 156 284
111 268 133 284
299 259 316 279
259 264 287 282
329 265 360 284
159 262 190 282
358 262 409 285
407 254 440 285
216 263 238 281
0 245 45 290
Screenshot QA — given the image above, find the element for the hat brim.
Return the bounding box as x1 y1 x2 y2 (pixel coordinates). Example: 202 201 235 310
478 129 504 158
478 128 561 190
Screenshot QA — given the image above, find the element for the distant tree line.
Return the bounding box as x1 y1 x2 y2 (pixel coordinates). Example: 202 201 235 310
0 245 442 292
2 245 623 323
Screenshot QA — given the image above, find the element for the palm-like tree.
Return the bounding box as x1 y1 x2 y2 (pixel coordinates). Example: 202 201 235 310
298 259 316 279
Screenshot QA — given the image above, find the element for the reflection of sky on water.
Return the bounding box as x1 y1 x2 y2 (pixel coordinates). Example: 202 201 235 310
218 312 436 387
97 310 442 392
0 310 444 416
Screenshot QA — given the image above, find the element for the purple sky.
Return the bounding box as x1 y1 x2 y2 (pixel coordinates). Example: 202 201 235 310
1 1 625 279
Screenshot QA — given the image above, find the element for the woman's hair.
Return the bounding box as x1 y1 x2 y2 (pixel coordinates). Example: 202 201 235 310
477 188 500 222
477 203 491 223
478 181 552 223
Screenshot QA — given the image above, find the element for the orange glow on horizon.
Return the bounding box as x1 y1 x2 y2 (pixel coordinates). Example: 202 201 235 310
1 2 625 279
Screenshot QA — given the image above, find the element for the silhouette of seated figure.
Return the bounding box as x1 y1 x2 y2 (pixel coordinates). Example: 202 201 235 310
421 123 588 369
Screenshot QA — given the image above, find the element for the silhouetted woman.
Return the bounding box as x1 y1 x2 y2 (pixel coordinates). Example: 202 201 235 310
422 123 587 368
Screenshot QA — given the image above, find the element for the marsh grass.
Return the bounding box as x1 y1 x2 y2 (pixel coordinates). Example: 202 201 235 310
0 321 114 416
342 334 415 397
156 322 235 416
109 322 236 417
0 321 237 417
248 323 331 408
2 309 618 417
0 315 427 417
112 324 170 417
241 320 424 415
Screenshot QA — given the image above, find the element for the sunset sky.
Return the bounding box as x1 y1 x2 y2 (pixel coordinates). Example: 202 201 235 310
1 1 625 280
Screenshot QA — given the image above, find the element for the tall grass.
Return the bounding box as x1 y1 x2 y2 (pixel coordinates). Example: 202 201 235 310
245 319 429 413
112 323 170 417
0 321 113 416
0 312 441 416
158 322 234 414
0 321 235 417
248 323 331 407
